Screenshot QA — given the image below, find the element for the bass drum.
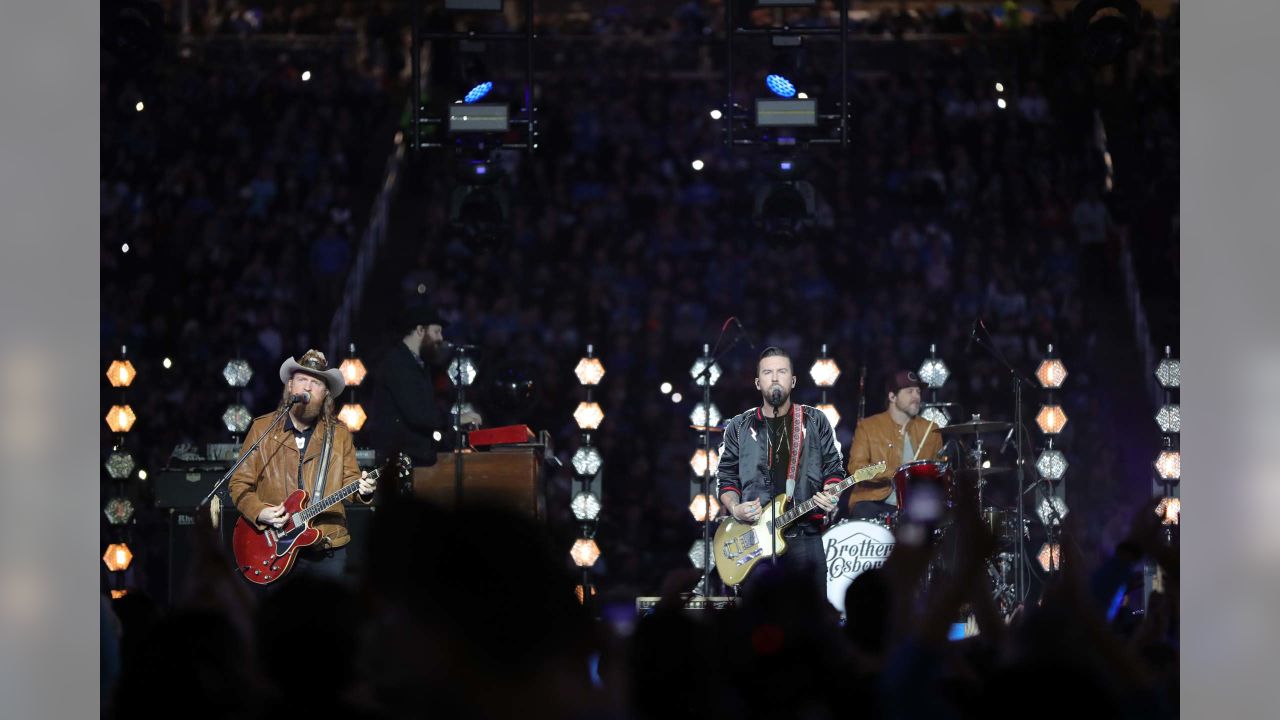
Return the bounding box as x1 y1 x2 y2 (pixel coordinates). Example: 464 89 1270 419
823 519 895 615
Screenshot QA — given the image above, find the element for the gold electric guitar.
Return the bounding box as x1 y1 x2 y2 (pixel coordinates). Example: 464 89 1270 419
712 461 887 587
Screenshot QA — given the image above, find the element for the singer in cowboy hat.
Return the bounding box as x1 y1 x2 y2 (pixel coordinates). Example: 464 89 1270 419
229 349 375 580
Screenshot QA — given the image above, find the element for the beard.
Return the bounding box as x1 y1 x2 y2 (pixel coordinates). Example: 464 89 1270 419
765 384 789 408
424 340 451 366
296 396 325 422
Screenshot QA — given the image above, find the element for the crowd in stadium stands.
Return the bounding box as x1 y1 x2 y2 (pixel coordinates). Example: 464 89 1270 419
102 1 1178 615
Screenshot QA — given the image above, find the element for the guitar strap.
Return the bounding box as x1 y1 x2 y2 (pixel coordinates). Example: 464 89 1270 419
311 417 337 504
784 402 804 497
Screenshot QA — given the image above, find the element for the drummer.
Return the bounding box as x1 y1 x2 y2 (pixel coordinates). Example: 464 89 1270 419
844 369 944 519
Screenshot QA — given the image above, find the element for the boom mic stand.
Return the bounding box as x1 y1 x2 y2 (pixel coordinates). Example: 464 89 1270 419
199 403 296 512
970 321 1036 609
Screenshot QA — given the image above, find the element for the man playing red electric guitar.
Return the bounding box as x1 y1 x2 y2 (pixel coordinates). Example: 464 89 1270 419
230 349 376 582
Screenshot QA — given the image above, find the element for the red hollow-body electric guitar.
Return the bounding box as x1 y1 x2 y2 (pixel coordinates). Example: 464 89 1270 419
232 465 386 585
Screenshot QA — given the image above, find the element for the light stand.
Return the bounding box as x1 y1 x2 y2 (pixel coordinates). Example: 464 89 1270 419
452 346 469 507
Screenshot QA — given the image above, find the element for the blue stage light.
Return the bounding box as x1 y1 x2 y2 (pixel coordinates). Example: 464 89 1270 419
464 81 493 104
765 74 797 99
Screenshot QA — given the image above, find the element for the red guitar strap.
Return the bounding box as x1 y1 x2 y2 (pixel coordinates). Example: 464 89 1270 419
785 403 804 497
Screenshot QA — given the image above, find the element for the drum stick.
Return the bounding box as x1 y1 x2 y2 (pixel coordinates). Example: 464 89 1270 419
912 420 935 461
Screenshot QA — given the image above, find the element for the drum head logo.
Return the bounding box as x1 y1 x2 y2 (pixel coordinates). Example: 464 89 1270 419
824 521 895 613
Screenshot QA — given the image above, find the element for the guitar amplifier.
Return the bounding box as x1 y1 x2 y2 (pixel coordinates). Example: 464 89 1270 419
635 596 738 616
154 469 228 508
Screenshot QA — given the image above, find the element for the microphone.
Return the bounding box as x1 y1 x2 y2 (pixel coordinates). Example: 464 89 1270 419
768 386 785 408
965 317 980 354
1000 425 1016 454
288 392 311 406
733 318 756 349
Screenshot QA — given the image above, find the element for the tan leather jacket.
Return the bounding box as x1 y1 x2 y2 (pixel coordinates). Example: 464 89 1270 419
845 411 944 505
230 412 369 549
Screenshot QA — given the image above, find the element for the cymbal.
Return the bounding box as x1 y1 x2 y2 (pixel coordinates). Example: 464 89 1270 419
690 425 725 433
938 419 1012 435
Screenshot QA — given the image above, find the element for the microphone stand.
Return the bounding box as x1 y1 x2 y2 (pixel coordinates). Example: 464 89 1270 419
197 404 296 546
694 331 750 596
970 322 1036 609
452 346 469 508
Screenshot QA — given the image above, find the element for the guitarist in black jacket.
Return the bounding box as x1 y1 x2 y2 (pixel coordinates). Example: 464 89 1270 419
367 304 482 467
717 346 846 596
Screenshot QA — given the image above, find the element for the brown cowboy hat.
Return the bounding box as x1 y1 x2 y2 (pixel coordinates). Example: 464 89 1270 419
278 349 346 397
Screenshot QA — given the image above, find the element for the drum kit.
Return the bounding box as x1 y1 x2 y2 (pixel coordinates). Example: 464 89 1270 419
824 414 1028 616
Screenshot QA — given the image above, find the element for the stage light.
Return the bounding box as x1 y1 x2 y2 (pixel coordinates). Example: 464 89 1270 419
1035 449 1068 480
1155 496 1180 526
570 538 601 567
338 403 367 432
162 357 172 369
995 82 1005 92
107 360 137 388
571 446 603 476
1155 356 1180 389
660 382 673 395
106 405 136 433
1036 405 1068 435
135 101 144 112
921 405 950 428
1035 358 1068 389
1155 404 1181 433
571 491 602 521
816 403 840 430
103 498 135 526
997 98 1007 110
691 159 705 171
709 109 722 120
448 356 478 386
688 540 713 570
1036 495 1069 527
671 393 683 403
810 351 841 387
122 243 130 253
105 451 135 480
464 81 493 104
222 359 253 387
690 358 721 387
918 358 950 389
1037 542 1061 572
796 92 808 99
574 402 604 430
765 74 797 99
574 349 605 386
103 543 133 572
340 358 367 387
222 404 252 433
690 402 722 428
688 494 721 522
1155 451 1181 481
138 469 147 481
689 448 720 477
110 590 128 600
302 70 312 82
